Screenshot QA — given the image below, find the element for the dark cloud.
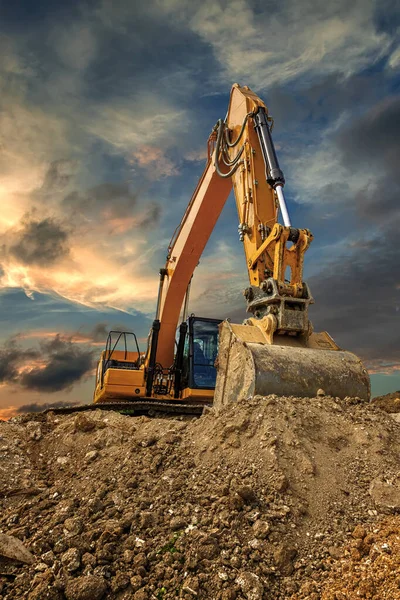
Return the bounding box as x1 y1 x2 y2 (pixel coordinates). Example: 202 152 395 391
138 203 162 229
0 340 38 384
20 334 95 392
87 322 134 342
336 95 400 181
0 334 95 393
89 322 109 342
40 159 77 193
7 216 69 266
16 401 79 414
354 179 400 221
308 220 400 368
298 94 400 369
63 182 138 219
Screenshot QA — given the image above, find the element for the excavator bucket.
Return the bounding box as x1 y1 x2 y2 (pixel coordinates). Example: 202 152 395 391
214 321 370 410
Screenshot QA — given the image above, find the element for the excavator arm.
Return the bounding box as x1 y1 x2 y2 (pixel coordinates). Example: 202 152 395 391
146 83 370 403
151 84 313 369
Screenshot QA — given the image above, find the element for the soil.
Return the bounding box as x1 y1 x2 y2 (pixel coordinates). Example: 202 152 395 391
0 393 399 599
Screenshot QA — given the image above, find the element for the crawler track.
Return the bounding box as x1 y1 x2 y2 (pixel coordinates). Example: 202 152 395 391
43 400 207 418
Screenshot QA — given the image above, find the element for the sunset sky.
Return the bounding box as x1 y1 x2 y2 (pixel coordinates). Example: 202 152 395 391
1 0 399 419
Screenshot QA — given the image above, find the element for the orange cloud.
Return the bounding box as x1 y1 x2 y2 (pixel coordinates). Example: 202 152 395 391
17 330 104 346
130 146 179 178
0 406 18 421
0 244 158 312
367 361 400 375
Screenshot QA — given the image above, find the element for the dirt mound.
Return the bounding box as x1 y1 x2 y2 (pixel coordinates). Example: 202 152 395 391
0 395 399 599
371 390 400 414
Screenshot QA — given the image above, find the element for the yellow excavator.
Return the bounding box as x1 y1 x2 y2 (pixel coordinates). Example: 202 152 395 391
90 84 370 416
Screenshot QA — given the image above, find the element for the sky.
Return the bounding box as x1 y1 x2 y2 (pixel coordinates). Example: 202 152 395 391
0 0 399 418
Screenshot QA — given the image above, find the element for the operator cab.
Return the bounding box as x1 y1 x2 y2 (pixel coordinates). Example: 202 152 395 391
179 316 221 391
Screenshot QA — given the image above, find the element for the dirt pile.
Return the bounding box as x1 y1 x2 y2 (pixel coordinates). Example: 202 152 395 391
0 394 399 599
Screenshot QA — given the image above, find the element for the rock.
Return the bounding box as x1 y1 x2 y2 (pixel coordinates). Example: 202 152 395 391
133 589 149 600
65 575 107 600
252 520 270 539
61 547 81 572
140 511 154 528
140 434 158 447
236 486 257 504
64 517 84 536
0 533 35 564
130 575 143 591
85 450 99 463
236 571 264 600
74 414 96 433
170 516 186 531
57 456 69 465
81 552 96 567
328 546 343 560
41 550 56 565
273 544 297 576
28 571 63 600
26 422 42 441
369 477 400 512
352 524 366 539
111 571 130 592
182 575 199 596
221 590 237 600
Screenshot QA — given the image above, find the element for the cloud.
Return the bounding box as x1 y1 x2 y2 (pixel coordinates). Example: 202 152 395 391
62 182 161 233
130 146 179 178
138 203 162 230
16 400 80 414
5 215 70 267
174 0 393 89
63 182 138 219
0 167 161 311
0 333 95 393
40 160 78 194
0 406 20 421
50 23 97 72
85 95 188 155
336 95 400 183
0 339 38 384
88 322 109 343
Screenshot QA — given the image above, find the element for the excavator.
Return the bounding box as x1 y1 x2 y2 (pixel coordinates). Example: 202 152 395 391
83 84 369 417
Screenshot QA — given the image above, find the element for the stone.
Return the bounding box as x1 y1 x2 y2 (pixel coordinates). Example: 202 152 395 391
133 590 148 600
65 575 107 600
85 450 99 463
26 422 42 441
236 486 257 504
74 414 96 433
273 545 297 576
170 516 186 531
352 525 366 539
369 477 400 512
63 517 84 536
82 552 96 567
236 571 264 600
61 548 81 572
252 520 270 539
0 533 35 564
41 550 56 565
